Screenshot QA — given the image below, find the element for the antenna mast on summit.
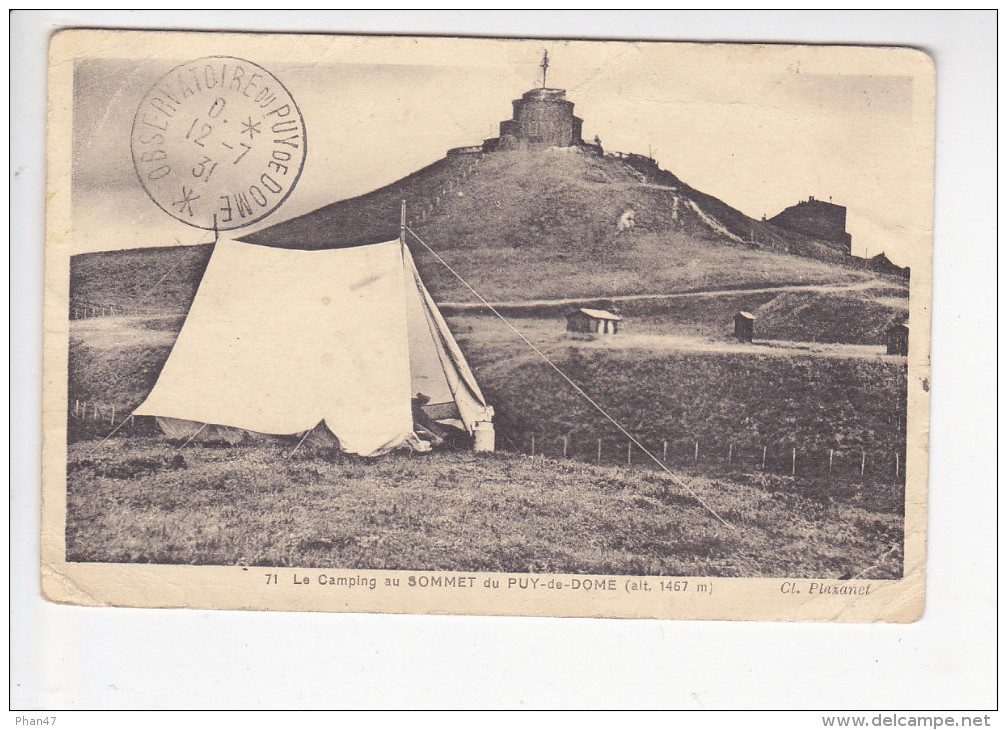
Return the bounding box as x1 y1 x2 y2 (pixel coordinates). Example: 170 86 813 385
540 50 549 88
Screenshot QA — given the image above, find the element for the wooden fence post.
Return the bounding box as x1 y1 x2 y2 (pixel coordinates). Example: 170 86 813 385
694 441 699 463
662 440 668 463
861 448 866 477
562 436 568 459
627 442 632 467
791 447 797 476
597 438 602 465
895 453 900 478
94 403 100 420
728 443 733 465
110 406 115 425
762 445 767 470
531 435 535 457
828 448 834 477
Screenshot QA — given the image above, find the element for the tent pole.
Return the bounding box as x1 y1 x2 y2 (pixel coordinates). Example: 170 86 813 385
399 199 408 266
400 199 407 246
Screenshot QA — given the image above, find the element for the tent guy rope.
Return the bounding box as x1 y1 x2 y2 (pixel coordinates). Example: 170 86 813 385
136 229 216 304
403 221 734 530
288 425 314 459
88 413 135 453
175 423 207 452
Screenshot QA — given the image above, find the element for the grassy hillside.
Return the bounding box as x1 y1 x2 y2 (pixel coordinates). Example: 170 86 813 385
66 441 903 578
67 316 182 410
381 150 873 302
613 284 908 345
452 318 908 455
69 148 895 310
754 290 907 344
69 244 211 315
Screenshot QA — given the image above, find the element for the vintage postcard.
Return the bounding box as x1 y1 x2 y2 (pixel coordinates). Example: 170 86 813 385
42 29 934 621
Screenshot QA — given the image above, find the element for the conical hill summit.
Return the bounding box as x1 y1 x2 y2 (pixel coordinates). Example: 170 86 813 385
241 147 867 303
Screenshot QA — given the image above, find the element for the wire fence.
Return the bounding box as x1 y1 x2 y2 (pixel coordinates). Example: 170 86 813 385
496 429 907 485
69 399 142 428
68 399 907 486
69 301 154 319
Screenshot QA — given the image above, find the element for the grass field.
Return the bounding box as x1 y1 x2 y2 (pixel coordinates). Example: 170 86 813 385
66 440 903 578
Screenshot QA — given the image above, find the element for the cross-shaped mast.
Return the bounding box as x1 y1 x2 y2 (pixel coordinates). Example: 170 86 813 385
540 50 549 88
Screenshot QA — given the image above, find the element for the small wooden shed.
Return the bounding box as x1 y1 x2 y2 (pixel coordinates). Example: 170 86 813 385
886 322 909 356
566 308 622 336
734 311 755 342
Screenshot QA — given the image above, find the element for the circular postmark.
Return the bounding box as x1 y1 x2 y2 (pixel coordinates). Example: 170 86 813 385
131 56 306 231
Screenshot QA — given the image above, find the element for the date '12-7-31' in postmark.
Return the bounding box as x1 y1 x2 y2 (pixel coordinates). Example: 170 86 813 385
130 56 306 231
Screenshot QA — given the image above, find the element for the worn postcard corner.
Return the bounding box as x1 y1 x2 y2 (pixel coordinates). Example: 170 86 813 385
42 28 934 622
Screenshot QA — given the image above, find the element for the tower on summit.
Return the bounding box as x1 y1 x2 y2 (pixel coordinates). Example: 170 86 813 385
481 53 587 152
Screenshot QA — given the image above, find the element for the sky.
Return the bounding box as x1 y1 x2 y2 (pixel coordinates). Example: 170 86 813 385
65 32 935 267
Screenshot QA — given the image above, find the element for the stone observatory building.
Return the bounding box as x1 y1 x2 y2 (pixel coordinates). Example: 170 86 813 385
768 196 853 254
484 87 586 151
472 51 595 153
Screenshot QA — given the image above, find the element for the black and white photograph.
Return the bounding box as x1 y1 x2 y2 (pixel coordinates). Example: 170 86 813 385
42 29 933 621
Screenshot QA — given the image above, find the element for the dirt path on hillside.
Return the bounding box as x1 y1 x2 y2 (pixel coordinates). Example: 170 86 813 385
574 333 895 360
441 278 888 311
70 315 182 350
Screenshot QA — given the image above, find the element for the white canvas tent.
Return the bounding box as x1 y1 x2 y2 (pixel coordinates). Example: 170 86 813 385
133 237 493 457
